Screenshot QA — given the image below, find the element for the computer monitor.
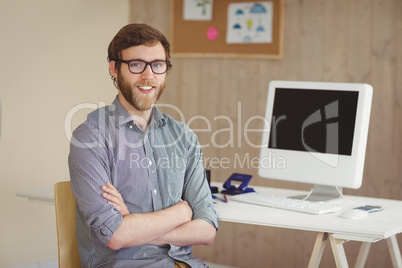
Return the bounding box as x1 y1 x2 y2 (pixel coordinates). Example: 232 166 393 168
258 81 373 202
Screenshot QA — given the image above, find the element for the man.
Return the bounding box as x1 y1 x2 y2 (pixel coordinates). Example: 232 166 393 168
68 23 218 268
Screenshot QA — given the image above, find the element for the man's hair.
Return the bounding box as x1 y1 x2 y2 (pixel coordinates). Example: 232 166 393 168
108 23 172 84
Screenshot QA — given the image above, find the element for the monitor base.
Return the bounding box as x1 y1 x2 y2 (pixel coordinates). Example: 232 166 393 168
291 184 343 203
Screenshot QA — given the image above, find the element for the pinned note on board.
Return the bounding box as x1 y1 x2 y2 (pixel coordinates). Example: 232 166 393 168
183 0 214 21
226 1 273 44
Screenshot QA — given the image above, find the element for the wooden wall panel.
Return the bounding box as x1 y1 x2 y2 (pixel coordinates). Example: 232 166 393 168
129 0 402 267
368 0 399 199
300 0 324 80
322 0 348 82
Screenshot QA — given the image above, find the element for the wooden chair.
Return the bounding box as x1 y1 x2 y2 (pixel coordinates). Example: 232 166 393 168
54 181 81 268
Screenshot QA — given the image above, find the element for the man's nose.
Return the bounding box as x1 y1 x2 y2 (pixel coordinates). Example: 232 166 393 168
141 64 154 78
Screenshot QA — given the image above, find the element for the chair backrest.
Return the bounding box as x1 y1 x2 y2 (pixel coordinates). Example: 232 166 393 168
54 181 81 268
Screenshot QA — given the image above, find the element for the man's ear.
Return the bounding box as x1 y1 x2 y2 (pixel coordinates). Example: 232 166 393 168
109 61 118 79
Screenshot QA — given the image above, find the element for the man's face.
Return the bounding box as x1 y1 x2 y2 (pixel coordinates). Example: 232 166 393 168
114 43 167 112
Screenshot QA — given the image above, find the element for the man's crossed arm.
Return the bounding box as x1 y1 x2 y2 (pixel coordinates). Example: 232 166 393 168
101 183 216 250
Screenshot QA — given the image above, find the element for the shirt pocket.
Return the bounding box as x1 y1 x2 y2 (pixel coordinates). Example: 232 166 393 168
165 168 185 203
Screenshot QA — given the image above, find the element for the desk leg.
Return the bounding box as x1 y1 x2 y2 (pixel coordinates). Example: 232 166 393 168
386 235 402 268
329 235 349 268
308 232 328 268
354 242 371 268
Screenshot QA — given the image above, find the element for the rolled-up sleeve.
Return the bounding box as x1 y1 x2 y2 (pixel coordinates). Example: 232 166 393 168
69 122 123 247
182 125 219 230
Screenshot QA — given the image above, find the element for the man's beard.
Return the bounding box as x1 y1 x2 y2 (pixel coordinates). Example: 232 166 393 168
117 72 166 111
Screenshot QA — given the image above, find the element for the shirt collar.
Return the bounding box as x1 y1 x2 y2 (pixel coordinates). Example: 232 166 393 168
111 96 166 129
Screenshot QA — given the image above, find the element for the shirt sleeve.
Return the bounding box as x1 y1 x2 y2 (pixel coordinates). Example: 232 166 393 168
68 122 123 247
182 125 219 230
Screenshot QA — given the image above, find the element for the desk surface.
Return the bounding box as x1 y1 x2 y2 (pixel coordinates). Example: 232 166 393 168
16 187 55 203
213 184 402 243
17 183 402 243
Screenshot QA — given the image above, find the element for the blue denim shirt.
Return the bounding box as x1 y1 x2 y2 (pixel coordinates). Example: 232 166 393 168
68 97 218 268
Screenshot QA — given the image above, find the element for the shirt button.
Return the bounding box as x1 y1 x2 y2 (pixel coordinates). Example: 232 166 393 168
129 125 133 129
153 189 157 194
148 160 152 166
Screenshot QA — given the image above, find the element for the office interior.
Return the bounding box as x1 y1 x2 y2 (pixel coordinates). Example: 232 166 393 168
0 0 401 267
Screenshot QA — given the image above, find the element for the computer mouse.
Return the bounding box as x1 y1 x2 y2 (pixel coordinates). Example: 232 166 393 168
340 209 369 219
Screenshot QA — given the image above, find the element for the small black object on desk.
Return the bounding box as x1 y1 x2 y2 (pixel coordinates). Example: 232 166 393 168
205 169 219 193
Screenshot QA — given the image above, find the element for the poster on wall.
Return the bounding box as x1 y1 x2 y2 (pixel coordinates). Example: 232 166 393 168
226 1 273 44
183 0 214 21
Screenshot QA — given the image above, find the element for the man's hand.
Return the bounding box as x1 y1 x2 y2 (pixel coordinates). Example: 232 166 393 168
174 200 193 223
101 182 130 216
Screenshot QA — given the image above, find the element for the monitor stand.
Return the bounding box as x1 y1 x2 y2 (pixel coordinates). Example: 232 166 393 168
290 184 343 202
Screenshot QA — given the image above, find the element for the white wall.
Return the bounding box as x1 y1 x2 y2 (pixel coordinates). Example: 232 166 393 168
0 0 129 266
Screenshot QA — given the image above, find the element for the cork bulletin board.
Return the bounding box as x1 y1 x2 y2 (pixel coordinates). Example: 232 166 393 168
170 0 284 59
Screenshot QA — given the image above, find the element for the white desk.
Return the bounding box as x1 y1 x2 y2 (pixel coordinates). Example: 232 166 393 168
17 187 55 203
213 184 402 268
17 184 402 268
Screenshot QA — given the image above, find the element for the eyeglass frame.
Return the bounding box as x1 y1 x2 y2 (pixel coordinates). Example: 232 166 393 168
116 59 172 75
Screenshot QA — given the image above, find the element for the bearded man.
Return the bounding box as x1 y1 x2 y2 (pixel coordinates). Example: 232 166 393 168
68 23 218 268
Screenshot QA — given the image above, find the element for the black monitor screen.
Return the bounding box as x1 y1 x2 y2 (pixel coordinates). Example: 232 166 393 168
268 88 359 156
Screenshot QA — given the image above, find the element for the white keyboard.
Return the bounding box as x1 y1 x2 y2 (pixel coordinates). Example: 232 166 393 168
230 192 342 215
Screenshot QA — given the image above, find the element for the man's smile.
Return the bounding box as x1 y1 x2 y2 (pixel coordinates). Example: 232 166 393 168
137 85 155 93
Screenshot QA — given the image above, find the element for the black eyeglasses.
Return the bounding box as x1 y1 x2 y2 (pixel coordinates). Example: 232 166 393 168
117 59 171 74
